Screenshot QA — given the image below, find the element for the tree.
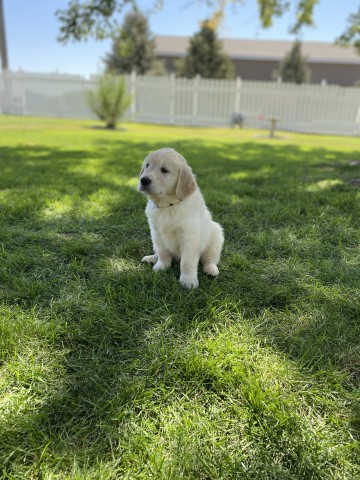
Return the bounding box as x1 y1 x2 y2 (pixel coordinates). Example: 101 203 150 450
56 1 359 54
257 0 319 33
336 7 360 54
177 21 235 79
87 72 131 128
56 0 321 43
104 9 156 74
57 0 135 42
274 40 311 84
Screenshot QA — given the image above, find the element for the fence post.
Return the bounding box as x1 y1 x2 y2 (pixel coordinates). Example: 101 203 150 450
169 72 175 124
192 74 200 126
19 70 27 114
234 76 242 113
2 68 12 113
130 70 137 121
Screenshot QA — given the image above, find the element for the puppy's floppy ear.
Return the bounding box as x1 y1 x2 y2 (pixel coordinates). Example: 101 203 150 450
176 163 197 200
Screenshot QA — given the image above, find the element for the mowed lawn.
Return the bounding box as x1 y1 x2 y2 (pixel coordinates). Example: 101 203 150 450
0 115 359 479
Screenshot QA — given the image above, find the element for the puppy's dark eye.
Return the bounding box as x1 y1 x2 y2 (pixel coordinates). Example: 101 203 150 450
161 167 169 174
146 163 149 168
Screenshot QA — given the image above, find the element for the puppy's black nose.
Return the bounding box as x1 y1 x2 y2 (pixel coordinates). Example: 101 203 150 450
141 176 151 187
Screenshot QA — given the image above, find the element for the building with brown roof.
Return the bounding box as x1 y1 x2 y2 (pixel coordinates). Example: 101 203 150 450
155 36 360 86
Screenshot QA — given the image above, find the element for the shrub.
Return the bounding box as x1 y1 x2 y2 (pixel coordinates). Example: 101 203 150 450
87 73 131 129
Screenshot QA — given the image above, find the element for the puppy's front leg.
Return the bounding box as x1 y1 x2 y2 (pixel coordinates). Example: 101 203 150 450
142 251 171 270
150 232 172 271
179 239 200 289
153 250 172 271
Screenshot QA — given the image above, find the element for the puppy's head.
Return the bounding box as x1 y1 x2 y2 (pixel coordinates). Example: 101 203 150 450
138 148 197 201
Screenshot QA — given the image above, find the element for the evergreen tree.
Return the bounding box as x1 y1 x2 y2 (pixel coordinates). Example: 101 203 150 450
275 40 311 84
178 21 235 79
104 9 156 74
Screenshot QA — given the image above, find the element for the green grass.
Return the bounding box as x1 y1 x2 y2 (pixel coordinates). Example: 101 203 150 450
0 115 359 479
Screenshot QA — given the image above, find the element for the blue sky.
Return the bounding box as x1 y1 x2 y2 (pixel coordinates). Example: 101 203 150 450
3 0 359 77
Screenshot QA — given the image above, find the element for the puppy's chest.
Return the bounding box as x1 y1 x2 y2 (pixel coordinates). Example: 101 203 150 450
153 211 181 237
149 209 183 246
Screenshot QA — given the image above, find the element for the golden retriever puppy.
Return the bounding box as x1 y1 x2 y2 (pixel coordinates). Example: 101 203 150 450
138 148 224 289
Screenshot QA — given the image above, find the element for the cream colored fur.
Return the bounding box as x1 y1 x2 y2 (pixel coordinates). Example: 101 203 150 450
138 148 224 289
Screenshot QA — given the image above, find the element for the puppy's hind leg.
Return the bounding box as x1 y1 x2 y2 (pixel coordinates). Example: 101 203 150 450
201 222 224 277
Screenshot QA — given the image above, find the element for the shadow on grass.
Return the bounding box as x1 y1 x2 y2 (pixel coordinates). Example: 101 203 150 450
0 138 359 476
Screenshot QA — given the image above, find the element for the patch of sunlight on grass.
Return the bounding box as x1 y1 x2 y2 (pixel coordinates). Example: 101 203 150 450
0 189 12 199
306 179 344 192
0 390 33 417
228 194 242 204
81 196 113 220
105 257 140 273
42 195 74 219
42 190 120 221
125 177 139 188
67 161 100 176
228 171 250 180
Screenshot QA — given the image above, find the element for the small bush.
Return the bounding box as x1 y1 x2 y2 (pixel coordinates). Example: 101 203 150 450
87 73 131 129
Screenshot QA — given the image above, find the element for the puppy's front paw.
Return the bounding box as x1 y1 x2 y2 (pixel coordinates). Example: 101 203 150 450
142 254 158 264
203 263 219 277
153 260 170 271
180 275 199 289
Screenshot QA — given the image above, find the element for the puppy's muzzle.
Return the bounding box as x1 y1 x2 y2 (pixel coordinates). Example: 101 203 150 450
140 176 151 190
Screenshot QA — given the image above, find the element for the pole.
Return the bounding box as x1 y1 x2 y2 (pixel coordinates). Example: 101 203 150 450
0 0 9 71
0 0 11 113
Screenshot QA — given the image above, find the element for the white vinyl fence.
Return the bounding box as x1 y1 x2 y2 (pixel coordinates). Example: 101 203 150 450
1 70 360 136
